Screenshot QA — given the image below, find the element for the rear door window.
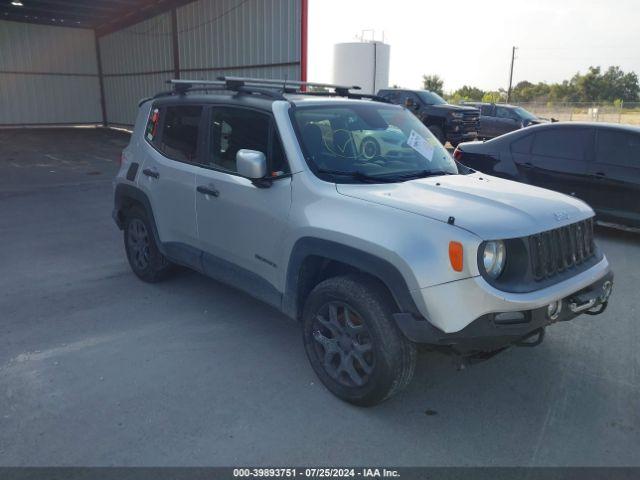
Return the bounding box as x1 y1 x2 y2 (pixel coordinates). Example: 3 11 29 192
480 105 494 116
496 106 517 120
379 90 398 103
158 105 203 163
596 129 640 168
532 128 591 161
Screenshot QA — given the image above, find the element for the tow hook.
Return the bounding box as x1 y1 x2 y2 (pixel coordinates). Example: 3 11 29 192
568 280 613 316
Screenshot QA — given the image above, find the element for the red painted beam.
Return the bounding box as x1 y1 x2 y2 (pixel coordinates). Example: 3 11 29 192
300 0 308 83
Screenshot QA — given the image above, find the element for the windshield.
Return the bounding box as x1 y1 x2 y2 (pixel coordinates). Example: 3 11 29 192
292 103 458 183
513 106 538 121
417 91 447 105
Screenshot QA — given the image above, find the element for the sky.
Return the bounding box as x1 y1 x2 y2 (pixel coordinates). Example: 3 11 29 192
308 0 640 93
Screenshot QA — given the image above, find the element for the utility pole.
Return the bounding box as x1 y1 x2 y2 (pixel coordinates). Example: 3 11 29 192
507 46 517 103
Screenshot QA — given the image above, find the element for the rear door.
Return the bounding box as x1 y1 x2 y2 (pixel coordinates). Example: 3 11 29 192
495 106 521 136
589 127 640 226
138 104 203 268
479 104 496 138
194 106 292 303
525 127 594 203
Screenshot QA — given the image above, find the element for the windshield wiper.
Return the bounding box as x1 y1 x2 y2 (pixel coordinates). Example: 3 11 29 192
316 168 398 183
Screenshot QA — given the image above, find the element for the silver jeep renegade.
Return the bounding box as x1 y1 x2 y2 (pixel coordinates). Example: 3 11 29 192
113 77 614 406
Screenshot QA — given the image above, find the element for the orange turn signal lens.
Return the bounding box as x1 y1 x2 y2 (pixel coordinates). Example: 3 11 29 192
449 241 464 272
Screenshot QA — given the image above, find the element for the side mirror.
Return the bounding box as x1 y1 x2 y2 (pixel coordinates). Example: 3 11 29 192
236 149 267 180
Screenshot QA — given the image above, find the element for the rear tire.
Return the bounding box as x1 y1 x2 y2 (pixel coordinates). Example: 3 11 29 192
123 206 173 283
302 274 416 407
427 125 445 145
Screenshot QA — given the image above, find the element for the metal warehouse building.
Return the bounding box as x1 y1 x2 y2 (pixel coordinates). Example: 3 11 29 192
0 0 308 128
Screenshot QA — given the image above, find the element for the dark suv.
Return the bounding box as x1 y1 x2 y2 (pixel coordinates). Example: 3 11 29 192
462 102 548 140
378 89 479 147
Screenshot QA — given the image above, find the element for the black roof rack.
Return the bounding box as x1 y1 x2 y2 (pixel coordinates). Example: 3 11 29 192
217 76 361 97
141 77 386 105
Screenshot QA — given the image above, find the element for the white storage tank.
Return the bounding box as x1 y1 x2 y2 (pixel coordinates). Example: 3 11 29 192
333 41 390 95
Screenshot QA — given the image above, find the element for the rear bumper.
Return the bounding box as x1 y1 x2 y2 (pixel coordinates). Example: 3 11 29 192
397 258 613 354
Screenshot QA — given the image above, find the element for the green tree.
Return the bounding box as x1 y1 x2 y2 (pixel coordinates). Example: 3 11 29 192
423 65 639 105
482 91 503 103
600 66 639 102
452 85 485 101
568 66 639 102
422 74 444 96
512 81 551 102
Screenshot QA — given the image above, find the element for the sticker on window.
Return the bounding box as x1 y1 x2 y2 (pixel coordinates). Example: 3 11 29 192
407 130 435 162
146 108 160 141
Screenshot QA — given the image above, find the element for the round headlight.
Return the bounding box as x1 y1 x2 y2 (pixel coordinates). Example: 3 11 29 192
482 240 506 278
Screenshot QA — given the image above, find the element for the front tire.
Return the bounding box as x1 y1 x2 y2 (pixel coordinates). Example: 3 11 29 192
123 206 173 283
302 274 416 406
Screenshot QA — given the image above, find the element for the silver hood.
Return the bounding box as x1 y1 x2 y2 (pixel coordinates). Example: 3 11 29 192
336 173 594 240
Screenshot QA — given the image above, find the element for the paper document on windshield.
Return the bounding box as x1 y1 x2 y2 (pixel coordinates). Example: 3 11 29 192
407 130 435 162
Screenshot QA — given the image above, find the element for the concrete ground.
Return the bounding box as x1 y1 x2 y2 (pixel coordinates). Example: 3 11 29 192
0 128 638 466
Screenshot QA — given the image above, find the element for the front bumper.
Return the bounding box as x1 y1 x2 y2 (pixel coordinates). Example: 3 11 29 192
396 258 613 354
446 119 478 143
446 130 478 143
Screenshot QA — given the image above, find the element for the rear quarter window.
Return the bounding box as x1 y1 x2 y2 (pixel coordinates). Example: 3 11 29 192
511 133 533 154
145 107 160 143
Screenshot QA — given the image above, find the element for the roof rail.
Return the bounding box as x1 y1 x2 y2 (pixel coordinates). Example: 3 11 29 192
162 77 378 103
168 79 226 94
217 76 361 97
166 78 287 100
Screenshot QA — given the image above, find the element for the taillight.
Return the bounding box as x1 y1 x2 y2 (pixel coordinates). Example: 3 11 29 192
453 148 462 160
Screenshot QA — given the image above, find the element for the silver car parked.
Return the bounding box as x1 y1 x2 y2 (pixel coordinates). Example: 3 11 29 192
113 77 613 406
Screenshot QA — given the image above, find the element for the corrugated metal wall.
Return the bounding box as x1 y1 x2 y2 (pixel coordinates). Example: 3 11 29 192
177 0 301 81
99 0 302 126
0 20 101 125
99 13 174 127
1 0 302 127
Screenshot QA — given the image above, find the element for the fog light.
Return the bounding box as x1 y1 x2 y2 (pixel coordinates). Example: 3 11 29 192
547 301 562 320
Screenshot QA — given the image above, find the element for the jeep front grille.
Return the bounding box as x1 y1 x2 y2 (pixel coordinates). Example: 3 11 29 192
528 218 595 280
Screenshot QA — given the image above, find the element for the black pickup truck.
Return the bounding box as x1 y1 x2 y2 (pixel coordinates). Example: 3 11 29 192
377 88 480 147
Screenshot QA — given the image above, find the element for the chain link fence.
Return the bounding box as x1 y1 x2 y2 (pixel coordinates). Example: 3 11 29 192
513 102 640 125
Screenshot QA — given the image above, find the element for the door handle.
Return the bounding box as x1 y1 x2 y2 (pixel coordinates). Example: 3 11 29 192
142 168 159 179
593 172 606 179
522 162 534 169
197 185 220 197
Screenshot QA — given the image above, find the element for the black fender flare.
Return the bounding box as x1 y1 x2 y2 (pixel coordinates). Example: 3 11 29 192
282 237 421 321
113 184 165 256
